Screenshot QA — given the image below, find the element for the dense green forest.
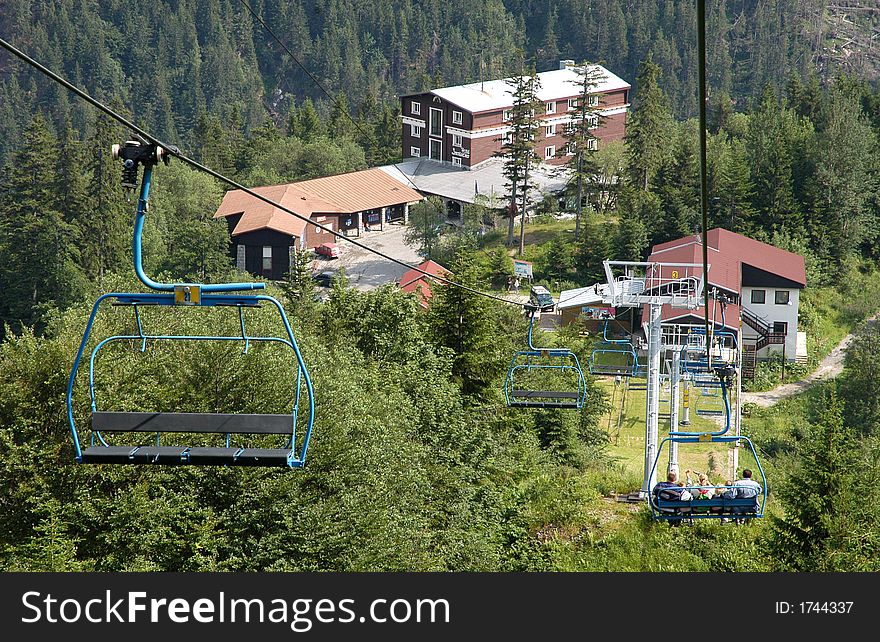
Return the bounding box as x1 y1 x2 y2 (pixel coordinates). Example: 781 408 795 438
2 0 879 163
2 1 880 572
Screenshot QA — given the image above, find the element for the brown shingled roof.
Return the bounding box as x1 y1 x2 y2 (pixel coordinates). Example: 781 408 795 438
214 168 423 238
650 228 806 289
645 228 806 331
399 260 449 309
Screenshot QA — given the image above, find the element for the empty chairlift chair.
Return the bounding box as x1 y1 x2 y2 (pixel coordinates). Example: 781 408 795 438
695 385 725 417
682 327 739 375
504 304 586 409
588 321 644 377
66 139 315 468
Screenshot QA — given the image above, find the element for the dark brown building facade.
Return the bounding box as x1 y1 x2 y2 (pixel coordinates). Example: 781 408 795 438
400 62 630 169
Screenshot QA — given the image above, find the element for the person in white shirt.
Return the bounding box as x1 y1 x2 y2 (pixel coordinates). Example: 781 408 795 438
732 468 762 522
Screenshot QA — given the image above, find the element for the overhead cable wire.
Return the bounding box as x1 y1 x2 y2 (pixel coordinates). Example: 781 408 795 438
0 36 523 308
697 0 713 357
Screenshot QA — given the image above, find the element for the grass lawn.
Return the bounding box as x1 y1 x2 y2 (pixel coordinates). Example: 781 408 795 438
521 218 577 245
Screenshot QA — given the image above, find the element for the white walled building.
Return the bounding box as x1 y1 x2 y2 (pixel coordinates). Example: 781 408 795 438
648 229 807 375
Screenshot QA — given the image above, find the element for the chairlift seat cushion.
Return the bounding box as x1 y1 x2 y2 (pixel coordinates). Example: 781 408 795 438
511 390 580 399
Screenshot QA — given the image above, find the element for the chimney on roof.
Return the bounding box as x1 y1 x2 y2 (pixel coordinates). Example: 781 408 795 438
559 60 575 70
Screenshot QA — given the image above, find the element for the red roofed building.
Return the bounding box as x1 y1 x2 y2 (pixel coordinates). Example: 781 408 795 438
214 168 423 280
399 260 449 309
647 229 807 372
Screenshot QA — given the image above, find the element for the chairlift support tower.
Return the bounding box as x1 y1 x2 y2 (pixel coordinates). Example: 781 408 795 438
601 261 705 498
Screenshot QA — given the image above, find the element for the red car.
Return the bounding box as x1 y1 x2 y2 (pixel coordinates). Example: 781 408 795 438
315 242 340 259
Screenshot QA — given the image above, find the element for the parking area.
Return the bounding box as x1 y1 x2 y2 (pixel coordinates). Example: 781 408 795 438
312 223 423 291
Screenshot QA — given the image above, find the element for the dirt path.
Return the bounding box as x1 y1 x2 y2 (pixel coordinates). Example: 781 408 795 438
741 316 876 408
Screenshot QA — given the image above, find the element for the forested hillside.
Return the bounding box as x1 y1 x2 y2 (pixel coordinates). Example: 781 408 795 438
2 1 879 164
2 1 880 573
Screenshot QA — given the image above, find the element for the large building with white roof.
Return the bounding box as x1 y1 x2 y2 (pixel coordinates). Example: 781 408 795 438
399 60 631 169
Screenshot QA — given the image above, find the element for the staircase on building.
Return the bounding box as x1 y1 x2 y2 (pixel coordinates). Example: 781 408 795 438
740 308 786 379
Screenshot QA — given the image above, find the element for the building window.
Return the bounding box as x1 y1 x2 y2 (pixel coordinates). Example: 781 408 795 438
750 289 766 304
452 133 463 147
262 246 272 273
565 143 574 156
452 110 463 125
411 124 422 137
568 98 578 110
587 138 598 151
411 101 421 115
429 139 442 161
545 124 556 136
452 156 462 167
545 101 555 114
429 107 443 137
773 321 788 334
502 131 512 145
545 145 555 159
775 290 790 305
236 245 246 271
588 95 599 107
410 146 421 157
503 109 512 121
587 114 599 129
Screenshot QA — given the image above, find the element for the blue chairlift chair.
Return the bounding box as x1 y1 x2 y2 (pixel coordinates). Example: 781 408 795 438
647 371 766 521
66 139 315 468
504 306 586 409
588 320 644 377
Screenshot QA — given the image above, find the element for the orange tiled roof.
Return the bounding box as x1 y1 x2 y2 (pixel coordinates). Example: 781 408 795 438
214 168 423 238
399 260 449 308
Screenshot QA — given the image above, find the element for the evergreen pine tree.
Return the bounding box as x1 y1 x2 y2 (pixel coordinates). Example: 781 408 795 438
808 85 877 268
329 93 357 141
78 114 130 282
0 115 86 334
574 218 613 285
294 98 325 142
498 60 541 250
560 62 608 240
711 136 756 234
625 53 674 192
769 389 855 571
747 86 802 236
428 254 504 398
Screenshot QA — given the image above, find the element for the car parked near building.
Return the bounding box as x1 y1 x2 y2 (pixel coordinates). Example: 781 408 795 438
315 242 340 258
313 270 337 287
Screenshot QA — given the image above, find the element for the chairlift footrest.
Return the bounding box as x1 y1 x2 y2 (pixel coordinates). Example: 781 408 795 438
230 448 297 467
129 446 189 464
80 446 141 464
509 401 581 409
